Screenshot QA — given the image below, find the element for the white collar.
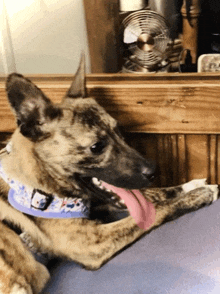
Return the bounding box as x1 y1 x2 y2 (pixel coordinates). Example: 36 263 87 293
0 143 88 219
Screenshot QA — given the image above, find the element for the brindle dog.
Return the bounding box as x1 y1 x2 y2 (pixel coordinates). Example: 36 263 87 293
0 55 218 294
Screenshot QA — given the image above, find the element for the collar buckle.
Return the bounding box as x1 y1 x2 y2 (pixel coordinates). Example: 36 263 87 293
31 189 53 211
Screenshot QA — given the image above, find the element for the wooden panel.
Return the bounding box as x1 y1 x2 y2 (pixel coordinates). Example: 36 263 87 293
156 135 187 186
126 134 220 186
208 135 218 183
186 135 208 181
125 133 188 187
83 0 120 73
1 73 220 133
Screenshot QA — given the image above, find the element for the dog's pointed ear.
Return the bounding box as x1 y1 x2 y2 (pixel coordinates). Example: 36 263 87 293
65 52 87 101
6 73 61 141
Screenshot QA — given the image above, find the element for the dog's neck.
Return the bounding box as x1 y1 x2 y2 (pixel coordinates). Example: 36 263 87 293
0 142 88 219
1 130 82 198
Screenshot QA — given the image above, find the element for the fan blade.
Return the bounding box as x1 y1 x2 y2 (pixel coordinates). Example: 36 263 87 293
124 28 138 43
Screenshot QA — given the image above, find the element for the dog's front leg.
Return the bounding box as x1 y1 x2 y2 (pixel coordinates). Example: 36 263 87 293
39 181 218 271
0 222 50 294
153 183 219 224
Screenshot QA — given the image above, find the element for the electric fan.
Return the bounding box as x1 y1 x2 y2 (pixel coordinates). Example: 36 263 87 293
121 9 171 72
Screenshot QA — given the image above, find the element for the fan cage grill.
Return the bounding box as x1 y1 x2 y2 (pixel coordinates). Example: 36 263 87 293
122 10 170 69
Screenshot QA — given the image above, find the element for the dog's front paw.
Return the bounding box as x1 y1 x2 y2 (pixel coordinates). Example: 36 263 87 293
182 179 207 193
207 184 219 202
182 179 219 202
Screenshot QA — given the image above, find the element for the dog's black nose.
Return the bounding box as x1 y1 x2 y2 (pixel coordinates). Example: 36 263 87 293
141 164 156 182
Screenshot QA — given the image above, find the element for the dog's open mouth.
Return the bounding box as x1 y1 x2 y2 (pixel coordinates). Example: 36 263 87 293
92 177 126 208
91 177 156 230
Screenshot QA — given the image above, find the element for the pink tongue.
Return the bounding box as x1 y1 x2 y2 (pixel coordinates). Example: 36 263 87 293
102 183 156 230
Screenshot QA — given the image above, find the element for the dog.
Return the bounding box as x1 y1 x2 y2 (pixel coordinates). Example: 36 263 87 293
0 54 218 294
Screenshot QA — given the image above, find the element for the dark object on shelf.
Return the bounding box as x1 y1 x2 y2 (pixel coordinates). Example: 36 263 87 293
181 0 200 66
180 49 197 72
211 33 220 53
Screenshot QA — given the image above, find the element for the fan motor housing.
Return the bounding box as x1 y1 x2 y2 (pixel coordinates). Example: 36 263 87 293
137 34 155 51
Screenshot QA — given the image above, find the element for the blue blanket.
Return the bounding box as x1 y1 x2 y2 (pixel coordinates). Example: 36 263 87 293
43 200 220 294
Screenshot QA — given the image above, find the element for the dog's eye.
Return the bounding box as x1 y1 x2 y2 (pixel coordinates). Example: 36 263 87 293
90 140 106 155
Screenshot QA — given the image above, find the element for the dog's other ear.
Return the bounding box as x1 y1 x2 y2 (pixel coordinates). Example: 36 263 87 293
65 52 87 101
6 73 61 141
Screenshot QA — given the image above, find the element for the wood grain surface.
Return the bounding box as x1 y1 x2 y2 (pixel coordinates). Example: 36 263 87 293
83 0 120 73
0 73 220 134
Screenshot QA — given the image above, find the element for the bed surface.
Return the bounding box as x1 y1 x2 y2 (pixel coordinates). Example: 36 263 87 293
43 198 220 294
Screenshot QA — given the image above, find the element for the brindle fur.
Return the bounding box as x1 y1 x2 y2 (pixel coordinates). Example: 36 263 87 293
0 56 219 294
